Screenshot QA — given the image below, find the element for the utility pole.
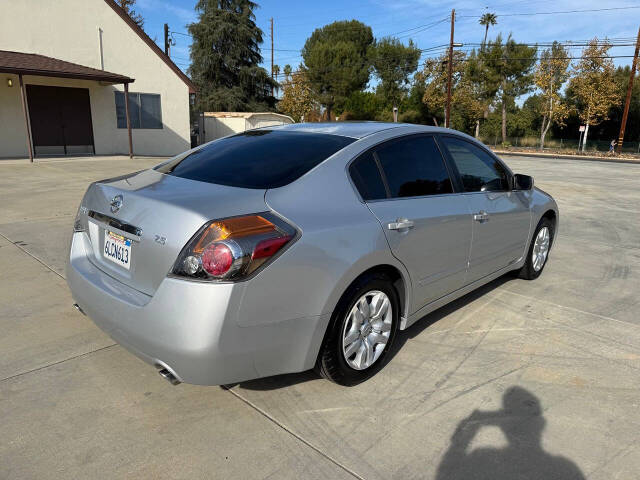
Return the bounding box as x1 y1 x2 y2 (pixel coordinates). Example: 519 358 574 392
616 25 640 154
445 9 455 128
164 23 170 56
270 18 274 97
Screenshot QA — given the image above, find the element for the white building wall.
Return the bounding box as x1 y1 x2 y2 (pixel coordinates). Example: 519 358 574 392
0 0 191 157
201 114 293 143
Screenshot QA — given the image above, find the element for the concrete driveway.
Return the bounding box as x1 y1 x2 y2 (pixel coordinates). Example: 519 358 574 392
1 154 639 479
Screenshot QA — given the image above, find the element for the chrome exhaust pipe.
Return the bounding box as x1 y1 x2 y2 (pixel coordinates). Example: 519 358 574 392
158 368 181 385
73 303 86 316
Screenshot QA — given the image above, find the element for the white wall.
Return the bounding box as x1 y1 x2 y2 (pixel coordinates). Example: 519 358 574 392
201 115 294 143
0 0 191 157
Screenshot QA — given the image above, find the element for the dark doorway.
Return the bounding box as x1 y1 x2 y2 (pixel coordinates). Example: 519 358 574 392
26 85 95 156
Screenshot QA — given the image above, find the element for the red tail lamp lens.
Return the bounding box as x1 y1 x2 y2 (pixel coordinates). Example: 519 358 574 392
172 213 297 281
202 242 233 276
252 236 292 260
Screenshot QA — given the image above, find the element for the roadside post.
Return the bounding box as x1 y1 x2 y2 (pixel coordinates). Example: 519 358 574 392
578 125 585 152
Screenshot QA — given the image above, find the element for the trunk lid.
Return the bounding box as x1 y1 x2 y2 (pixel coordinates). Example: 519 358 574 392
79 169 267 295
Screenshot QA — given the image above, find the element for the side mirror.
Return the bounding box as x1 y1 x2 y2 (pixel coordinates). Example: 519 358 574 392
513 174 534 191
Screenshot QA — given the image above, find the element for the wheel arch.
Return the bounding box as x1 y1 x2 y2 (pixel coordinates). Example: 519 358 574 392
334 263 409 322
541 208 557 226
313 262 411 369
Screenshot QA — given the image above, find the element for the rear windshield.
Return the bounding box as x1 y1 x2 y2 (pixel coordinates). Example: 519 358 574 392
156 130 355 189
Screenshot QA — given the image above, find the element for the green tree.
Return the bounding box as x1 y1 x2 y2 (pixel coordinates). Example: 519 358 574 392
371 37 421 112
568 38 621 151
482 35 537 143
608 67 640 142
479 12 497 47
117 0 144 28
535 42 571 149
188 0 276 112
465 48 501 137
340 91 380 120
301 20 374 120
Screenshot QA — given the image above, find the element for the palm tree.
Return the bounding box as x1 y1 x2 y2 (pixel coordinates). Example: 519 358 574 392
479 12 498 47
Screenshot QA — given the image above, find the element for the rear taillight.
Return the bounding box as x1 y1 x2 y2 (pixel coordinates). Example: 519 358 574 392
73 205 89 233
171 213 297 281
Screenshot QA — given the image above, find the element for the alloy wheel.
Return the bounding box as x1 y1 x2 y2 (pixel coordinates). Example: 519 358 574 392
532 226 550 272
341 290 393 370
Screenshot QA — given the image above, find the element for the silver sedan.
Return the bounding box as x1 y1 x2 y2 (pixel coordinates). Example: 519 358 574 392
67 123 558 386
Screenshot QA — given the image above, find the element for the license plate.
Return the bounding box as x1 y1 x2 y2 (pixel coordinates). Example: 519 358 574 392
104 231 132 269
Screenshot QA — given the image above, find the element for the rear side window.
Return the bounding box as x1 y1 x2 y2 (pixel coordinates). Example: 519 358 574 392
440 137 509 192
349 152 387 200
376 136 453 198
156 130 355 189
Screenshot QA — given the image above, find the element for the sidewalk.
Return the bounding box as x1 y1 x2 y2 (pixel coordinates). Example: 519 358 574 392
492 149 640 165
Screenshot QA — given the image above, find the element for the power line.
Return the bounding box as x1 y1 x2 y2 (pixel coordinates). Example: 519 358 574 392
273 53 637 79
457 5 640 18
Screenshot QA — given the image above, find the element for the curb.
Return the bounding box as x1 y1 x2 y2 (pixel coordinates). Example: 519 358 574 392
492 150 640 165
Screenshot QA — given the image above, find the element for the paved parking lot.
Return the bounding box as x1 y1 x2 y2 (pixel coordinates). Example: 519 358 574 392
1 154 639 479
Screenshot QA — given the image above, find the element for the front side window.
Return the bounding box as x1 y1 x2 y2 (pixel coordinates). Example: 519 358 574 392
440 137 509 192
115 92 162 129
375 136 453 198
156 130 355 189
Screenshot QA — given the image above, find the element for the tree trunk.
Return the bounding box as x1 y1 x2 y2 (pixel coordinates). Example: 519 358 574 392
325 104 332 122
475 120 480 138
582 122 590 152
540 115 548 150
432 116 439 127
483 26 489 47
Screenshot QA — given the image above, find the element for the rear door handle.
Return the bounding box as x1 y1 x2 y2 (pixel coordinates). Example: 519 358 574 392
388 218 415 230
473 211 490 222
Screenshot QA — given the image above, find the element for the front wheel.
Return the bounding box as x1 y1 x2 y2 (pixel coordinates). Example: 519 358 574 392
518 217 554 280
316 272 399 386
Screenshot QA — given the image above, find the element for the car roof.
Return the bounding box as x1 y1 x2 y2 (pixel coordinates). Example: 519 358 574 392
263 122 450 139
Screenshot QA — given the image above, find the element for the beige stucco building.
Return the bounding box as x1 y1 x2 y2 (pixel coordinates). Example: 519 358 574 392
0 0 196 159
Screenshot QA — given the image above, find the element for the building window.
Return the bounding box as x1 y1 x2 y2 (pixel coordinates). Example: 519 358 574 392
115 92 162 129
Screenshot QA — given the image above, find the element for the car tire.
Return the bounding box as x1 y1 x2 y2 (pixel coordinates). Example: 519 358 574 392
316 272 400 386
517 217 554 280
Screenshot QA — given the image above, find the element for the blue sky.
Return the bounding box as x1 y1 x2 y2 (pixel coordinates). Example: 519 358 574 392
136 0 640 80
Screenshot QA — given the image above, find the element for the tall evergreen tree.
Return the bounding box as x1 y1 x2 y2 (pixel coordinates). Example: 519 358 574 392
188 0 276 112
302 20 374 120
482 35 537 143
371 37 421 112
117 0 144 28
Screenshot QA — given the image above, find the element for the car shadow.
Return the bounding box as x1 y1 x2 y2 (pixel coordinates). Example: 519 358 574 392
229 274 515 391
435 386 585 479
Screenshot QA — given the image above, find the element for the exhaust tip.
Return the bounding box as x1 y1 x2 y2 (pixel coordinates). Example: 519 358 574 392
158 368 181 385
73 303 86 316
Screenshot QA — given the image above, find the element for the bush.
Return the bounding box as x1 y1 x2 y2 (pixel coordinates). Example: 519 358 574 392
399 109 424 124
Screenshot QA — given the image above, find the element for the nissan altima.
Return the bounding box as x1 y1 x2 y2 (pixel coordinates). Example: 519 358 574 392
67 123 558 386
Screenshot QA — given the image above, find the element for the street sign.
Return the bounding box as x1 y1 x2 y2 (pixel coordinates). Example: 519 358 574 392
579 125 586 132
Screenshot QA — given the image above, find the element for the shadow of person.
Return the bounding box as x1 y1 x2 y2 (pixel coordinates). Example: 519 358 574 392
436 386 585 480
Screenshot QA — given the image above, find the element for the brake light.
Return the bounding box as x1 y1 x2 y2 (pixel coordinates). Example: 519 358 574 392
202 242 234 276
172 213 297 281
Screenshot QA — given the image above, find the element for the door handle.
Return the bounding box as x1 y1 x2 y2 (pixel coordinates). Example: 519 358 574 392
388 218 415 230
473 211 490 222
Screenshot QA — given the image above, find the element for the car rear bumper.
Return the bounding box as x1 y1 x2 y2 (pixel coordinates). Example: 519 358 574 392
66 232 329 385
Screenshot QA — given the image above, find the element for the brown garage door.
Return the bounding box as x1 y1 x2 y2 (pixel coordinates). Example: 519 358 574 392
27 85 95 156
